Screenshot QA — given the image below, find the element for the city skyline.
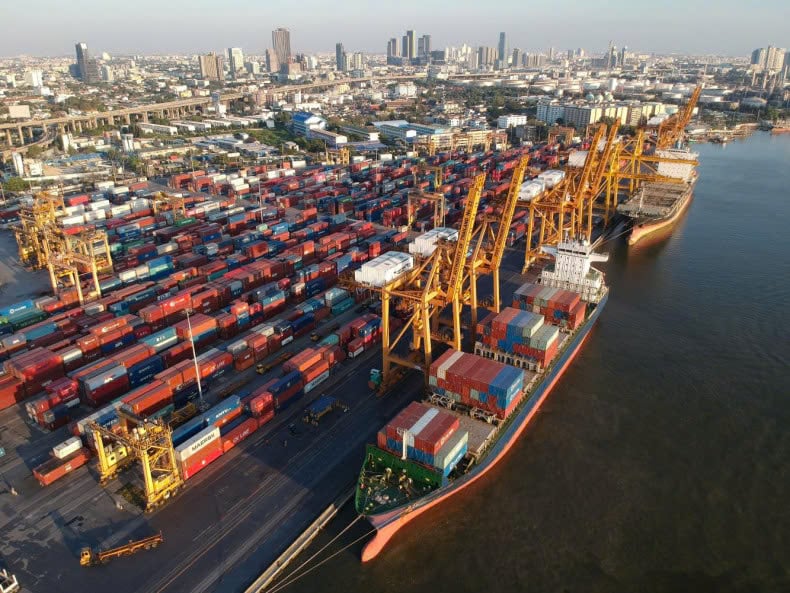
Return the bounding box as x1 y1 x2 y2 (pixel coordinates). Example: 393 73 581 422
1 0 788 57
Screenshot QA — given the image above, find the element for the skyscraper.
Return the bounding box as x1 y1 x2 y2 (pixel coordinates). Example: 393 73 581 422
498 32 507 64
198 52 224 81
272 28 291 66
418 35 431 58
511 48 522 68
619 46 628 67
406 30 417 60
336 43 345 71
387 38 400 58
74 42 99 83
265 48 279 73
402 35 409 59
227 47 244 77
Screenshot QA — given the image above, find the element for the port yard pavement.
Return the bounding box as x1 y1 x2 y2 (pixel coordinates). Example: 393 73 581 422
0 341 421 593
0 230 51 307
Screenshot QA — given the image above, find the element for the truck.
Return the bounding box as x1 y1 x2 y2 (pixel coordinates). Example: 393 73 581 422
256 351 293 375
302 395 349 426
80 532 163 567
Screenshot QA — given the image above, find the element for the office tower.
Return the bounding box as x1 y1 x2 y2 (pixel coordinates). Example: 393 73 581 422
548 46 555 61
387 38 399 58
198 52 224 81
619 46 628 66
100 65 114 82
265 48 279 73
418 34 431 58
246 61 260 75
766 46 787 72
336 43 345 71
567 49 574 61
74 42 99 83
227 47 244 77
751 47 766 68
272 28 291 66
406 30 417 59
498 32 507 63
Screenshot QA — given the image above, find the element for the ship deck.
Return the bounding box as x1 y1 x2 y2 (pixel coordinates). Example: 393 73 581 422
618 181 690 218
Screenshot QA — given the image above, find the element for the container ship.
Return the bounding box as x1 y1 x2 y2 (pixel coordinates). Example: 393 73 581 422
616 148 698 246
355 238 609 561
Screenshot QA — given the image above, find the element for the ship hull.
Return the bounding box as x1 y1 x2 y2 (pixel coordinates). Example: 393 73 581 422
360 291 608 562
627 189 693 246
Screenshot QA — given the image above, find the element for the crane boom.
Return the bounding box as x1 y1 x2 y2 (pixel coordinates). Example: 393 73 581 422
489 156 529 271
657 85 701 149
445 173 485 301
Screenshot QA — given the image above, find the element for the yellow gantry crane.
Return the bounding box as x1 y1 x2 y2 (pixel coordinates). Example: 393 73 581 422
45 228 113 303
325 146 350 166
654 85 702 150
465 155 530 330
13 192 66 269
407 163 447 228
152 191 187 220
90 410 183 512
377 173 486 391
522 124 618 271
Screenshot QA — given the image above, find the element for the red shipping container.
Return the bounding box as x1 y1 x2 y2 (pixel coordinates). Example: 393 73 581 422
221 416 258 453
33 448 91 486
179 439 223 480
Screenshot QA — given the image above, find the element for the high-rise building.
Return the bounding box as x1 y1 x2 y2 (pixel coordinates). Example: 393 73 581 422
24 70 43 87
750 46 786 72
246 61 261 75
402 35 409 59
511 48 522 68
198 52 224 81
387 38 399 58
619 46 628 67
498 32 507 64
227 47 244 77
478 46 497 68
548 46 555 61
265 49 279 73
336 43 345 71
406 30 417 59
272 28 291 66
100 65 114 82
350 52 364 71
75 42 99 83
418 35 431 58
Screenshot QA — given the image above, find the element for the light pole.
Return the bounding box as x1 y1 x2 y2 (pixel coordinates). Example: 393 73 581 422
185 309 205 409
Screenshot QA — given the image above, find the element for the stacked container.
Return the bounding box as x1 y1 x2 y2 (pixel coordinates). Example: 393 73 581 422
376 402 468 477
429 350 525 420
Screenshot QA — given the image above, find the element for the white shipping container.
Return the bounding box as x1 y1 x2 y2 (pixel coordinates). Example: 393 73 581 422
84 209 107 221
83 303 105 315
88 199 111 211
110 186 130 195
61 214 85 227
119 269 137 283
65 205 85 215
85 365 127 392
95 181 114 190
408 227 459 257
157 242 178 254
53 436 82 460
110 205 132 217
175 426 220 462
354 252 414 287
60 347 83 363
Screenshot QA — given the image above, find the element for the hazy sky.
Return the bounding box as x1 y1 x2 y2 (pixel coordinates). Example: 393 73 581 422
2 0 788 57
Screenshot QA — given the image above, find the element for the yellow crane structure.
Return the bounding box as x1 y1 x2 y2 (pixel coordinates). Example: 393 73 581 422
90 410 183 512
13 192 66 269
376 173 486 391
407 163 447 228
521 123 618 271
654 85 702 150
420 130 507 157
45 228 113 303
152 191 187 220
325 146 350 166
465 155 530 329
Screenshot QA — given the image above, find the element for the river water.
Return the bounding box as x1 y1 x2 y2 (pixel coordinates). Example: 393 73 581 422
282 131 790 593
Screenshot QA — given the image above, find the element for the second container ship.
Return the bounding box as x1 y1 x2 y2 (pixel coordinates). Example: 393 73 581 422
355 237 609 561
617 148 698 245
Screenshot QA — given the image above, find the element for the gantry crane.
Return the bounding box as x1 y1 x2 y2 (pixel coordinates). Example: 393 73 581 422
45 228 113 303
325 146 350 166
13 192 65 269
465 155 530 330
654 85 702 150
152 191 187 220
90 410 183 512
522 124 618 271
407 163 447 228
377 174 486 391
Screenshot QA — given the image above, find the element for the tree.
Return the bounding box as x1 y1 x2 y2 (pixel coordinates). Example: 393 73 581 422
26 145 43 158
1 177 28 193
